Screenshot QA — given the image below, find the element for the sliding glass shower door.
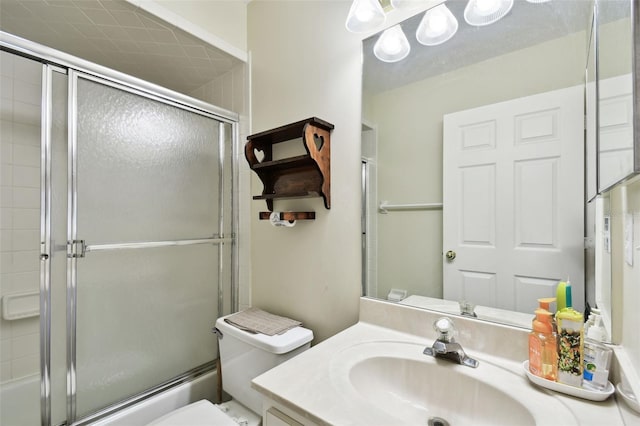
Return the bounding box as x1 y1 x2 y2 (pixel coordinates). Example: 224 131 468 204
67 72 234 421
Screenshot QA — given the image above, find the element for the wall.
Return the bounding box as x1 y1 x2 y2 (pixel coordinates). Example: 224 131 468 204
0 52 42 382
366 30 587 301
609 176 640 409
246 0 365 343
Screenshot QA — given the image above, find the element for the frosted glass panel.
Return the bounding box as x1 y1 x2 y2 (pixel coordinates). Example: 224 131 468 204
75 244 219 418
76 77 221 243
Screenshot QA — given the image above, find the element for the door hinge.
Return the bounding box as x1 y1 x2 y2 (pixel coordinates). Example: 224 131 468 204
68 240 86 258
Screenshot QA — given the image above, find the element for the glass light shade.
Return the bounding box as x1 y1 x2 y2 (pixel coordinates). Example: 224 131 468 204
345 0 386 33
526 0 550 2
464 0 514 26
373 25 411 63
390 0 422 10
416 4 458 46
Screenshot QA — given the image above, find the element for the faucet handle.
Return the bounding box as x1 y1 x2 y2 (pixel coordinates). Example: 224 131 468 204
433 317 456 342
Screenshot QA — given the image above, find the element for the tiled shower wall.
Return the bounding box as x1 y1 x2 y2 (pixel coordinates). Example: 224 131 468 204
0 51 42 383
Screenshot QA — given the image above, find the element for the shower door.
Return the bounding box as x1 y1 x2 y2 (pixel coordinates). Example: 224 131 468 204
67 71 234 421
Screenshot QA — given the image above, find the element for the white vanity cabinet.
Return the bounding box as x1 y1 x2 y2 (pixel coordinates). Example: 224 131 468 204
262 400 318 426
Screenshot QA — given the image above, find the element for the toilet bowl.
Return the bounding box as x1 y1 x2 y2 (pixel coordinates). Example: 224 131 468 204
146 311 313 425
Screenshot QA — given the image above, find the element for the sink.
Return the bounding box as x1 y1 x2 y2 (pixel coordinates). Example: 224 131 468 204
330 341 579 426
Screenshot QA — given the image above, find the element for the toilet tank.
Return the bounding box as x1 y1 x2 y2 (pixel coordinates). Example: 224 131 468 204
215 314 313 414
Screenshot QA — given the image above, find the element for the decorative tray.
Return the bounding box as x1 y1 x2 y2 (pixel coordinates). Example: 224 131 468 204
522 361 614 401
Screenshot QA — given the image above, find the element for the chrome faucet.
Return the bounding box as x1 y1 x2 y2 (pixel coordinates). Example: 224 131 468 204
423 317 479 368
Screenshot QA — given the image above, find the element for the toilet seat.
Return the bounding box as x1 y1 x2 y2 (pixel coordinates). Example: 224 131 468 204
146 400 238 426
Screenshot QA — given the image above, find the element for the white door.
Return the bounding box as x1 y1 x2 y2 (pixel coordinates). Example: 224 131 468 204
443 85 584 314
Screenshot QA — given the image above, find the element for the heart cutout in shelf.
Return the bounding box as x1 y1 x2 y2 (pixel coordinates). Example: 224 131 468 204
313 133 324 151
254 148 265 162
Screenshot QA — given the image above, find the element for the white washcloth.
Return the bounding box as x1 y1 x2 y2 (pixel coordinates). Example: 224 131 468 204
224 308 302 336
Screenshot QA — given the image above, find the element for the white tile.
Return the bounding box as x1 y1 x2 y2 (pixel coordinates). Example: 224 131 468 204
11 353 39 379
0 164 12 186
12 57 41 85
1 52 14 77
0 339 11 362
13 145 39 167
0 96 13 121
12 209 39 230
12 165 40 188
83 7 119 26
110 9 144 28
0 186 12 208
1 208 12 229
13 80 41 106
0 229 12 252
12 230 39 252
13 251 39 274
10 316 39 338
0 361 10 382
1 76 13 100
6 271 39 293
12 101 40 126
0 316 12 339
11 333 38 358
12 187 39 209
13 122 40 147
0 120 13 147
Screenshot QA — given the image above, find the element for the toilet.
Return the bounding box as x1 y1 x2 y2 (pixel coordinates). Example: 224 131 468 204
147 312 313 426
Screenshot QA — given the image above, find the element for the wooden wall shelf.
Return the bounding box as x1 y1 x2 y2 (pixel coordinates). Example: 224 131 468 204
245 117 334 212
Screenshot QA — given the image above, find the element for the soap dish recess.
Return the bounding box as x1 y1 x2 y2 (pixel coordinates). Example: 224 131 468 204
522 361 614 401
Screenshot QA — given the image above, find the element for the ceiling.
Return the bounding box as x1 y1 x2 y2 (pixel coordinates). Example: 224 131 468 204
0 0 242 96
363 0 627 94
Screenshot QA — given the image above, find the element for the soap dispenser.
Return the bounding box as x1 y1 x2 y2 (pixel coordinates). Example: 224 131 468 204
583 313 612 391
528 309 558 381
555 280 584 387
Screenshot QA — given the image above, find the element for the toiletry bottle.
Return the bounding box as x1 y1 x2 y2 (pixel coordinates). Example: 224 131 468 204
528 309 558 381
555 280 584 387
583 314 612 391
537 297 557 334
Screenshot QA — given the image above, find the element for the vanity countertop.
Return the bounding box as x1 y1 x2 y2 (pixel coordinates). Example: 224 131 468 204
251 298 627 426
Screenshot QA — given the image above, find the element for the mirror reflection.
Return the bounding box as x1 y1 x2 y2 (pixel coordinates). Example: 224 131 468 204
362 0 604 328
597 0 635 192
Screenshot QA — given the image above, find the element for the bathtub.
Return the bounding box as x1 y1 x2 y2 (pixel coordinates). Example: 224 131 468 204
0 374 41 426
90 370 217 425
0 371 217 426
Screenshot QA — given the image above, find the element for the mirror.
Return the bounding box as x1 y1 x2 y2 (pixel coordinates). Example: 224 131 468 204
597 0 638 192
361 0 599 329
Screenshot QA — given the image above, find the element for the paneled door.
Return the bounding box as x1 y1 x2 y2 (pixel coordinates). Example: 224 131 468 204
443 85 584 314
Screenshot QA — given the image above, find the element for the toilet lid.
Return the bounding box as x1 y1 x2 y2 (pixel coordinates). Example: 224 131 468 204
146 400 237 426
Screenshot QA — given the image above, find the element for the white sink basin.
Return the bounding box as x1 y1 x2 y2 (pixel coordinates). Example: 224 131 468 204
330 341 579 426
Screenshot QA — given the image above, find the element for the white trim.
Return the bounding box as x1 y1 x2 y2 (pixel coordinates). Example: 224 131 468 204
126 0 248 63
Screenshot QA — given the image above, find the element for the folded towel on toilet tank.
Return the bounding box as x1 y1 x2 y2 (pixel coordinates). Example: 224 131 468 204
224 307 302 336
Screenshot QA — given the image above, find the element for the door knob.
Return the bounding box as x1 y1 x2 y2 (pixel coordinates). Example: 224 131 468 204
445 250 456 261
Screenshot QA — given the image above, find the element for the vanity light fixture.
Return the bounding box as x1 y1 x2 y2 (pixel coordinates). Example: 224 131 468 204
345 0 386 33
464 0 514 26
416 3 458 46
526 0 551 3
373 24 411 62
390 0 423 10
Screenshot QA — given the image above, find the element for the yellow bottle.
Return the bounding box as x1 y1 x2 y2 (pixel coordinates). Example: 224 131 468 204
555 280 584 387
528 309 558 381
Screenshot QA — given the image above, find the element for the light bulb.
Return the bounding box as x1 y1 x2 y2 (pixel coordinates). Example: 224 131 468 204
427 10 447 35
416 4 458 46
345 0 386 33
373 25 411 63
464 0 513 26
476 0 500 15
